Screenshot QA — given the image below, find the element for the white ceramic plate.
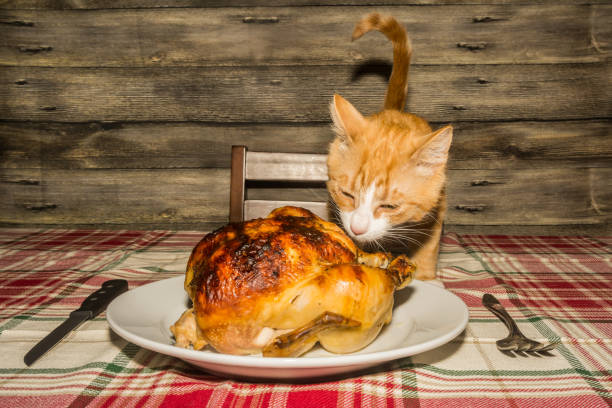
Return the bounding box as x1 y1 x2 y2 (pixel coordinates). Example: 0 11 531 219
107 276 468 380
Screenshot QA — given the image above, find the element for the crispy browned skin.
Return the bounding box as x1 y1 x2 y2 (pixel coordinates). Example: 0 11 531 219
185 207 355 324
172 206 414 356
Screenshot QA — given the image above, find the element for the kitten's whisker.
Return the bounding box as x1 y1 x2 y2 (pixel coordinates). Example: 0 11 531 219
389 225 433 233
388 226 435 239
422 212 443 225
393 217 440 229
390 236 425 251
412 211 440 224
387 238 416 245
392 230 435 240
375 240 386 252
420 214 442 226
385 234 423 247
385 229 432 247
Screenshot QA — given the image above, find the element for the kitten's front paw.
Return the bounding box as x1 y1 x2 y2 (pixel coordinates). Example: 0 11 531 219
412 249 439 280
415 267 437 281
413 256 438 280
426 279 445 288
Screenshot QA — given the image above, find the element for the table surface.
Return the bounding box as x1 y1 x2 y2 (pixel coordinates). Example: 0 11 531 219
0 228 610 408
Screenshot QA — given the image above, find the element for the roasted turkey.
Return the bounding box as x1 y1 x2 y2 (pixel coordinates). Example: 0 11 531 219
170 206 415 357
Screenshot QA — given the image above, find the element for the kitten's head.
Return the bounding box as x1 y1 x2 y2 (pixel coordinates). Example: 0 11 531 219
327 94 453 246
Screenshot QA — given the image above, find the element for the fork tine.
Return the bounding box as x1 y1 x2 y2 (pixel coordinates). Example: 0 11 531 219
500 350 517 358
524 350 546 357
529 341 558 352
534 350 556 357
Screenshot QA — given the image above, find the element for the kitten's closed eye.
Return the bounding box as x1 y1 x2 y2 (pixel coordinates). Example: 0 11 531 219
336 190 356 209
341 191 354 200
376 204 399 217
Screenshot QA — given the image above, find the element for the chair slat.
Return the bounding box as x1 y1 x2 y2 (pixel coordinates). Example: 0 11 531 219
245 152 328 181
244 200 329 221
229 146 247 223
231 147 330 222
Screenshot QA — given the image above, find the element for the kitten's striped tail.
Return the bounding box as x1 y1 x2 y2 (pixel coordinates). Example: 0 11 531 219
352 13 412 111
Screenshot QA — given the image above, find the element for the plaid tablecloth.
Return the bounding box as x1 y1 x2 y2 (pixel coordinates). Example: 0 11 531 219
0 228 610 407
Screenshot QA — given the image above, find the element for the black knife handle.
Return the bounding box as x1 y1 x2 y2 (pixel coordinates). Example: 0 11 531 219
75 279 128 317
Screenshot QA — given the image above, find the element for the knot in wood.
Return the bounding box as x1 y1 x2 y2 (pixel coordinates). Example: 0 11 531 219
457 42 488 51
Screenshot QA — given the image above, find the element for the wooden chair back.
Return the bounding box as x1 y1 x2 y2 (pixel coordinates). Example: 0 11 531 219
229 146 330 222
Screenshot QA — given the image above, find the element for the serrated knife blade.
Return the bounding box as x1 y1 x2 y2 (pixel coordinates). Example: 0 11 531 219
24 279 128 366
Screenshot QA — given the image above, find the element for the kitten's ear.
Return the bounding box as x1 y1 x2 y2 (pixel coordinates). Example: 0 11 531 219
330 94 366 143
415 125 453 173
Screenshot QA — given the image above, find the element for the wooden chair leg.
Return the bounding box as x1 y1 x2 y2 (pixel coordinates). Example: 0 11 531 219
229 146 246 223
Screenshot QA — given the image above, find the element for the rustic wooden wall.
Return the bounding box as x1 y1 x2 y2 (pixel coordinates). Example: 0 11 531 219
1 1 610 234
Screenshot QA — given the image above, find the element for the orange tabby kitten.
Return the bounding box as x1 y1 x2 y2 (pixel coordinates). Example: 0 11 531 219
327 13 453 280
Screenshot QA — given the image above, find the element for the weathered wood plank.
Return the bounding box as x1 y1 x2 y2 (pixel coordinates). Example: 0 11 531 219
593 5 612 56
2 121 610 170
447 168 611 226
1 5 608 66
1 64 608 123
2 167 608 228
0 1 608 235
0 168 230 226
448 121 612 170
444 224 611 236
0 122 334 169
1 0 609 10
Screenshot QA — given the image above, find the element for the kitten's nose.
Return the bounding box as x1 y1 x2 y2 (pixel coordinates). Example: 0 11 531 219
350 213 369 236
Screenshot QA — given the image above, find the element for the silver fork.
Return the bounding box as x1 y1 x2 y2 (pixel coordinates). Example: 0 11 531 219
482 294 557 354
